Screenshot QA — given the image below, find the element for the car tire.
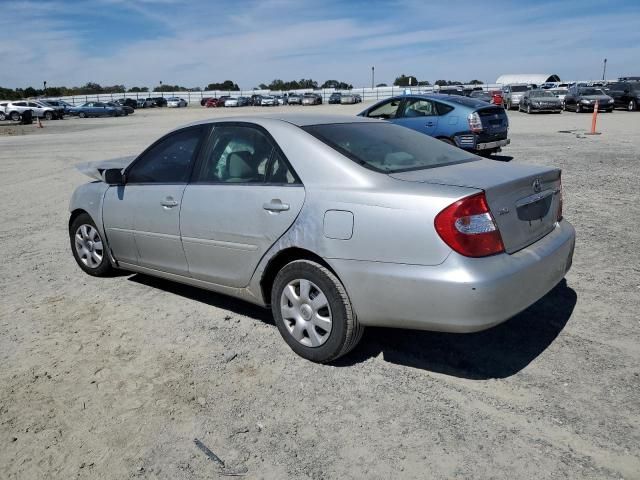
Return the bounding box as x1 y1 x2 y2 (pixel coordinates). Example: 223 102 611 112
0 112 5 121
79 112 86 118
576 104 582 113
271 260 363 363
629 100 637 112
527 104 532 114
506 100 512 110
10 111 20 121
69 213 114 277
44 111 53 120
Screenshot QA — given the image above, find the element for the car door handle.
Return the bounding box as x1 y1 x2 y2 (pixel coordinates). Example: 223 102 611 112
263 199 290 212
161 198 179 208
426 121 434 127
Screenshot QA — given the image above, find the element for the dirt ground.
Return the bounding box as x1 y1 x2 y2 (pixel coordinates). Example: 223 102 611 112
1 103 639 480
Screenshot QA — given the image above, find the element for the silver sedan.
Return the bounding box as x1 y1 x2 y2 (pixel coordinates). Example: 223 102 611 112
69 114 575 362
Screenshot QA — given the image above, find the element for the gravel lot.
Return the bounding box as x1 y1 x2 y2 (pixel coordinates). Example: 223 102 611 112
1 104 639 480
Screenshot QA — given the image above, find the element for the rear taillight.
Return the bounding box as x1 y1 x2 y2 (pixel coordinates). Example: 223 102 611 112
468 112 483 133
557 174 563 221
435 192 505 257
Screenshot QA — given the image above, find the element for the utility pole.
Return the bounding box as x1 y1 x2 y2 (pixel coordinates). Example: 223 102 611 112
371 66 375 89
602 58 607 81
43 81 47 96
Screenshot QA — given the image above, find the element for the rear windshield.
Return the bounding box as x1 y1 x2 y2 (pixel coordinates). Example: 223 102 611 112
437 95 486 108
531 90 554 97
579 88 604 96
510 85 529 92
302 122 475 173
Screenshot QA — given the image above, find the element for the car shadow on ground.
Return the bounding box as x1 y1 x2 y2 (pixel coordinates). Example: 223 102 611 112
336 280 576 379
127 274 274 324
127 274 575 380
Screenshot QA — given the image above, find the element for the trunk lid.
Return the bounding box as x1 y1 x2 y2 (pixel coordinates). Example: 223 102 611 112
477 106 508 135
390 159 561 253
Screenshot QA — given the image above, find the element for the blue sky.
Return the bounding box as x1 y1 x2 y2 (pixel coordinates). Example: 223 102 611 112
1 0 639 89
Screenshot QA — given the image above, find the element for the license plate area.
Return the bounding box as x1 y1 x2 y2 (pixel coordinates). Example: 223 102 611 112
516 191 553 221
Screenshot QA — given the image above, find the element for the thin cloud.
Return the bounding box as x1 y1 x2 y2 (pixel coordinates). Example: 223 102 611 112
1 0 639 89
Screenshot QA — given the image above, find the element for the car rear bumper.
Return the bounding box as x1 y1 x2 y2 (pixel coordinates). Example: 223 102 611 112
476 138 510 150
329 219 575 333
530 105 562 112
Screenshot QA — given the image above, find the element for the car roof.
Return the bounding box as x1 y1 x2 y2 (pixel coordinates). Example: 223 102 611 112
388 94 488 108
181 113 381 130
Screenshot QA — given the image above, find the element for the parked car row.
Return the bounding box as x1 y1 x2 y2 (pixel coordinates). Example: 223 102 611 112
201 92 336 108
0 100 62 121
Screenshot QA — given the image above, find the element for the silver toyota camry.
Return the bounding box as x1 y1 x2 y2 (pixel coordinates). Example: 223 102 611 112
69 114 575 362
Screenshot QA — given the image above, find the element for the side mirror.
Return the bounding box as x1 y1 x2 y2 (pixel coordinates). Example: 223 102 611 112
103 168 125 185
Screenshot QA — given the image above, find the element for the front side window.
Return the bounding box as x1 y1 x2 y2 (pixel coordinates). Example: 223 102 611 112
127 126 204 183
194 125 274 183
303 122 474 173
366 99 401 119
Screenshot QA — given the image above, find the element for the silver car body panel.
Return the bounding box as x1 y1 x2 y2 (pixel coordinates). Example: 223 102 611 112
70 114 575 333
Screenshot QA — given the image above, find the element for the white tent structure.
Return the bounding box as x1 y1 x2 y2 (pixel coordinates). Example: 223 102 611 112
495 74 561 85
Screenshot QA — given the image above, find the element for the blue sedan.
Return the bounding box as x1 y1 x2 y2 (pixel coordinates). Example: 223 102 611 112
69 102 120 118
358 94 510 155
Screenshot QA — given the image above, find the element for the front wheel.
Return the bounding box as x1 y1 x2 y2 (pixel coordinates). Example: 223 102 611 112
44 111 53 120
79 112 86 118
576 104 582 113
527 104 532 114
69 213 113 277
0 112 5 121
629 100 637 112
271 260 363 363
10 111 20 121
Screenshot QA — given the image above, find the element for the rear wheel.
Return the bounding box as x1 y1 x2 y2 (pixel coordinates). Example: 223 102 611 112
10 111 20 121
271 260 363 363
44 111 53 120
79 112 86 118
0 112 5 121
629 100 637 112
576 104 582 113
69 213 113 277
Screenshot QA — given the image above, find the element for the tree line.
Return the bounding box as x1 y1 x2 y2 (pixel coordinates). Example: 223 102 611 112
0 76 485 100
392 75 484 87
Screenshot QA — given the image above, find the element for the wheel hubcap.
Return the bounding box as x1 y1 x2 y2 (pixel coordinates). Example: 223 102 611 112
74 224 103 269
280 279 332 348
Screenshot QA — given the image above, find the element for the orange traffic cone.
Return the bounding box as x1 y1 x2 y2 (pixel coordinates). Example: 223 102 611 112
585 100 601 135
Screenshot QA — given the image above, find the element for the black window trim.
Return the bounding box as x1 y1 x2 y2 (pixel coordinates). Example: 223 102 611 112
188 121 303 186
123 124 211 185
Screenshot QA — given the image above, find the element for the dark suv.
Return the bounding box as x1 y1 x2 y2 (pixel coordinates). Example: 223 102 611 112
606 81 640 111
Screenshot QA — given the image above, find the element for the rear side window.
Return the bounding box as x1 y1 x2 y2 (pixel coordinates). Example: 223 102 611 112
435 102 454 115
127 126 205 183
194 125 274 183
303 122 474 173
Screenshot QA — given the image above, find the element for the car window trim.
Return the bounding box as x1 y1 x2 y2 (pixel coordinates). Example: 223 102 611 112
124 124 211 185
188 121 303 186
